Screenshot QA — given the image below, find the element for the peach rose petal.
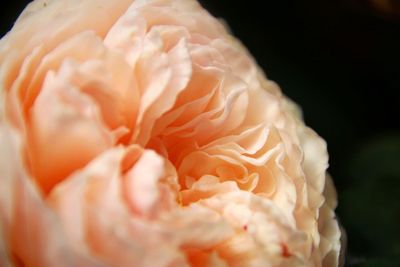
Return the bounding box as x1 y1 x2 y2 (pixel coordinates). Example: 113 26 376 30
124 148 167 216
0 226 13 267
0 0 133 91
0 125 112 267
188 43 228 69
299 127 329 195
180 175 240 205
28 66 114 193
127 0 226 40
49 147 186 267
49 146 237 267
5 45 44 132
318 175 341 267
161 74 248 145
196 191 308 266
21 31 110 114
185 250 228 267
25 32 140 194
201 125 281 167
150 65 223 142
0 0 342 266
21 31 139 131
134 32 192 145
210 38 258 87
104 6 147 65
162 206 234 250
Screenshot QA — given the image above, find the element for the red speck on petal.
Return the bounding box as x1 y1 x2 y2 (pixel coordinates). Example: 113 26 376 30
243 225 248 231
281 243 292 258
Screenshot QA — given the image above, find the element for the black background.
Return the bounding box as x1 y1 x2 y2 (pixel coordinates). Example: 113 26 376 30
1 1 400 266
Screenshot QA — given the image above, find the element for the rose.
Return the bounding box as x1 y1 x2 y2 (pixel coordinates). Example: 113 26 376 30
0 0 342 266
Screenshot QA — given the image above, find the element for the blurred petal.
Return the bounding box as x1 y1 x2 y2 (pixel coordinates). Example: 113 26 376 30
0 124 108 267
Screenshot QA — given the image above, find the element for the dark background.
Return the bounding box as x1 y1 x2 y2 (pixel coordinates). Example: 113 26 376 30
1 1 400 266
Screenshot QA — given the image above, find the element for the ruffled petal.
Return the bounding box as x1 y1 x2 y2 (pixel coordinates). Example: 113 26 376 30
0 124 108 267
28 65 114 193
0 1 342 266
49 147 185 267
0 0 133 92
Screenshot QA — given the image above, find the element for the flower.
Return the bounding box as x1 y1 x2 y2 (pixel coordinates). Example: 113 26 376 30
0 0 342 266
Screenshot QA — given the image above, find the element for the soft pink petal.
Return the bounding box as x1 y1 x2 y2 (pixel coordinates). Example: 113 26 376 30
0 124 108 267
49 147 186 267
29 66 113 193
134 34 192 145
124 149 166 216
0 0 133 91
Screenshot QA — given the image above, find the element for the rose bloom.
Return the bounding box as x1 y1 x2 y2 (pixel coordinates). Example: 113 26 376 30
0 0 342 266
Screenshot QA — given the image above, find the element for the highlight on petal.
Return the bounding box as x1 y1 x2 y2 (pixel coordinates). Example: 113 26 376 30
124 148 170 216
180 175 240 205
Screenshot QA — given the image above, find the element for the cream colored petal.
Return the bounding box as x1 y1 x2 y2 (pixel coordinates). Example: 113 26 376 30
161 204 235 249
211 38 258 87
318 176 341 267
134 30 172 128
242 82 284 127
299 126 329 194
204 124 269 154
178 150 248 188
203 126 283 167
128 0 225 39
197 191 308 266
180 175 239 205
104 7 147 65
269 157 298 228
252 166 277 197
150 25 191 51
189 43 228 69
